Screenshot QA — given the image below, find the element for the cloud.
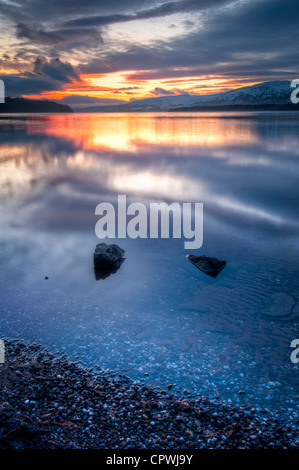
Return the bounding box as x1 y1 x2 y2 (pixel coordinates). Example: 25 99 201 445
0 0 298 96
1 75 59 96
2 57 81 96
15 21 103 55
0 0 232 60
150 87 175 96
16 22 62 45
59 0 231 28
81 0 299 83
0 0 157 23
33 57 81 83
53 95 126 108
149 86 190 96
117 86 140 90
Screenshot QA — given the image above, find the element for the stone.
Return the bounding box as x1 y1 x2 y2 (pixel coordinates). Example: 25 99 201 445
258 292 298 320
93 243 126 280
186 254 226 278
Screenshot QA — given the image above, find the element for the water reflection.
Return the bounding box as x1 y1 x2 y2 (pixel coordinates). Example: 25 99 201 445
0 112 299 416
26 113 260 151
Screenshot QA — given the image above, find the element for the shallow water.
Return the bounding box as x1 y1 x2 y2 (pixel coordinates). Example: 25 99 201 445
0 112 299 419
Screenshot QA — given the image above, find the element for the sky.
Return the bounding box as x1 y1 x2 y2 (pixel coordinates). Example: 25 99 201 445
0 0 298 105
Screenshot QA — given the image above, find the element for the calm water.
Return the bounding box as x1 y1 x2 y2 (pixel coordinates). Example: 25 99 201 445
0 112 299 419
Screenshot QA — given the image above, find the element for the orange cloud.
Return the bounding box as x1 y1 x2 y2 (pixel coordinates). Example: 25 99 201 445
22 70 262 103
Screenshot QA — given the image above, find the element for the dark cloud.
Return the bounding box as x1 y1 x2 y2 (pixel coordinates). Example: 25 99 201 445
53 95 126 107
117 86 140 90
0 0 298 93
2 57 81 96
150 87 176 96
16 22 61 45
59 0 231 28
0 0 232 59
149 86 190 96
0 0 159 22
33 58 81 83
15 21 103 54
81 0 299 82
2 74 59 96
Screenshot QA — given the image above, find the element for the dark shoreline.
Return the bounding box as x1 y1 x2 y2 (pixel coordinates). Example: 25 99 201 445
1 106 299 116
74 104 299 113
0 339 297 449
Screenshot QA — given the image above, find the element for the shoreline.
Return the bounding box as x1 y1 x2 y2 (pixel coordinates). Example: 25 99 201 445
0 338 297 449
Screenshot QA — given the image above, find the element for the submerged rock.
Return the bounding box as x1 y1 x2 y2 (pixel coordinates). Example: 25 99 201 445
186 254 226 278
93 243 126 280
258 292 299 321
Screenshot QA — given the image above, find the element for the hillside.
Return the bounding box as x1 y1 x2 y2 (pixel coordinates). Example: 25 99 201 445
0 97 73 113
76 81 299 112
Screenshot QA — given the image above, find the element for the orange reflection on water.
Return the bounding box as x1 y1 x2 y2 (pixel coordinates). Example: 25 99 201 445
26 113 259 153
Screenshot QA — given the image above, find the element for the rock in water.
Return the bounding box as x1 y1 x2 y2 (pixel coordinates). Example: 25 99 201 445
186 254 226 278
94 243 126 280
258 292 298 321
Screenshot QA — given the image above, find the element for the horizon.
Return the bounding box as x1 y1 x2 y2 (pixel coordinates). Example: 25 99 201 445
0 0 298 108
3 79 294 109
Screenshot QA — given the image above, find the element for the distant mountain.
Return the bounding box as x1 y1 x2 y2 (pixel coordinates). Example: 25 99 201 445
0 97 73 113
129 81 294 110
1 82 296 114
77 81 298 112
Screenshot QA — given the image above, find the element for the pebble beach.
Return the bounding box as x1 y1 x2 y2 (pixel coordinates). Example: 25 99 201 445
0 339 298 449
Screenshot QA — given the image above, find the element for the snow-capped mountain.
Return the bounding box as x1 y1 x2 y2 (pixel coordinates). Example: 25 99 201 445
127 93 201 110
127 81 294 111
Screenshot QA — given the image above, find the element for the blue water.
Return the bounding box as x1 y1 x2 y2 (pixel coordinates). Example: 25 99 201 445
0 112 299 419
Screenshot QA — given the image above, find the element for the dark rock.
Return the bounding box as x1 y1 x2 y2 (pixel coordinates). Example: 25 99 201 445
93 243 126 280
186 254 226 278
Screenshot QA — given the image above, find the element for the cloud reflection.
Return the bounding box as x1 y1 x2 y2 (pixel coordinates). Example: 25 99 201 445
0 113 299 238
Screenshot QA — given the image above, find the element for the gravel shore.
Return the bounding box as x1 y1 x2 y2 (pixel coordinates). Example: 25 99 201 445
0 339 298 449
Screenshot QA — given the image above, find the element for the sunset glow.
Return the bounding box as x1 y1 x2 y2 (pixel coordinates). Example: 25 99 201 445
22 73 263 103
23 113 258 153
0 0 296 108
